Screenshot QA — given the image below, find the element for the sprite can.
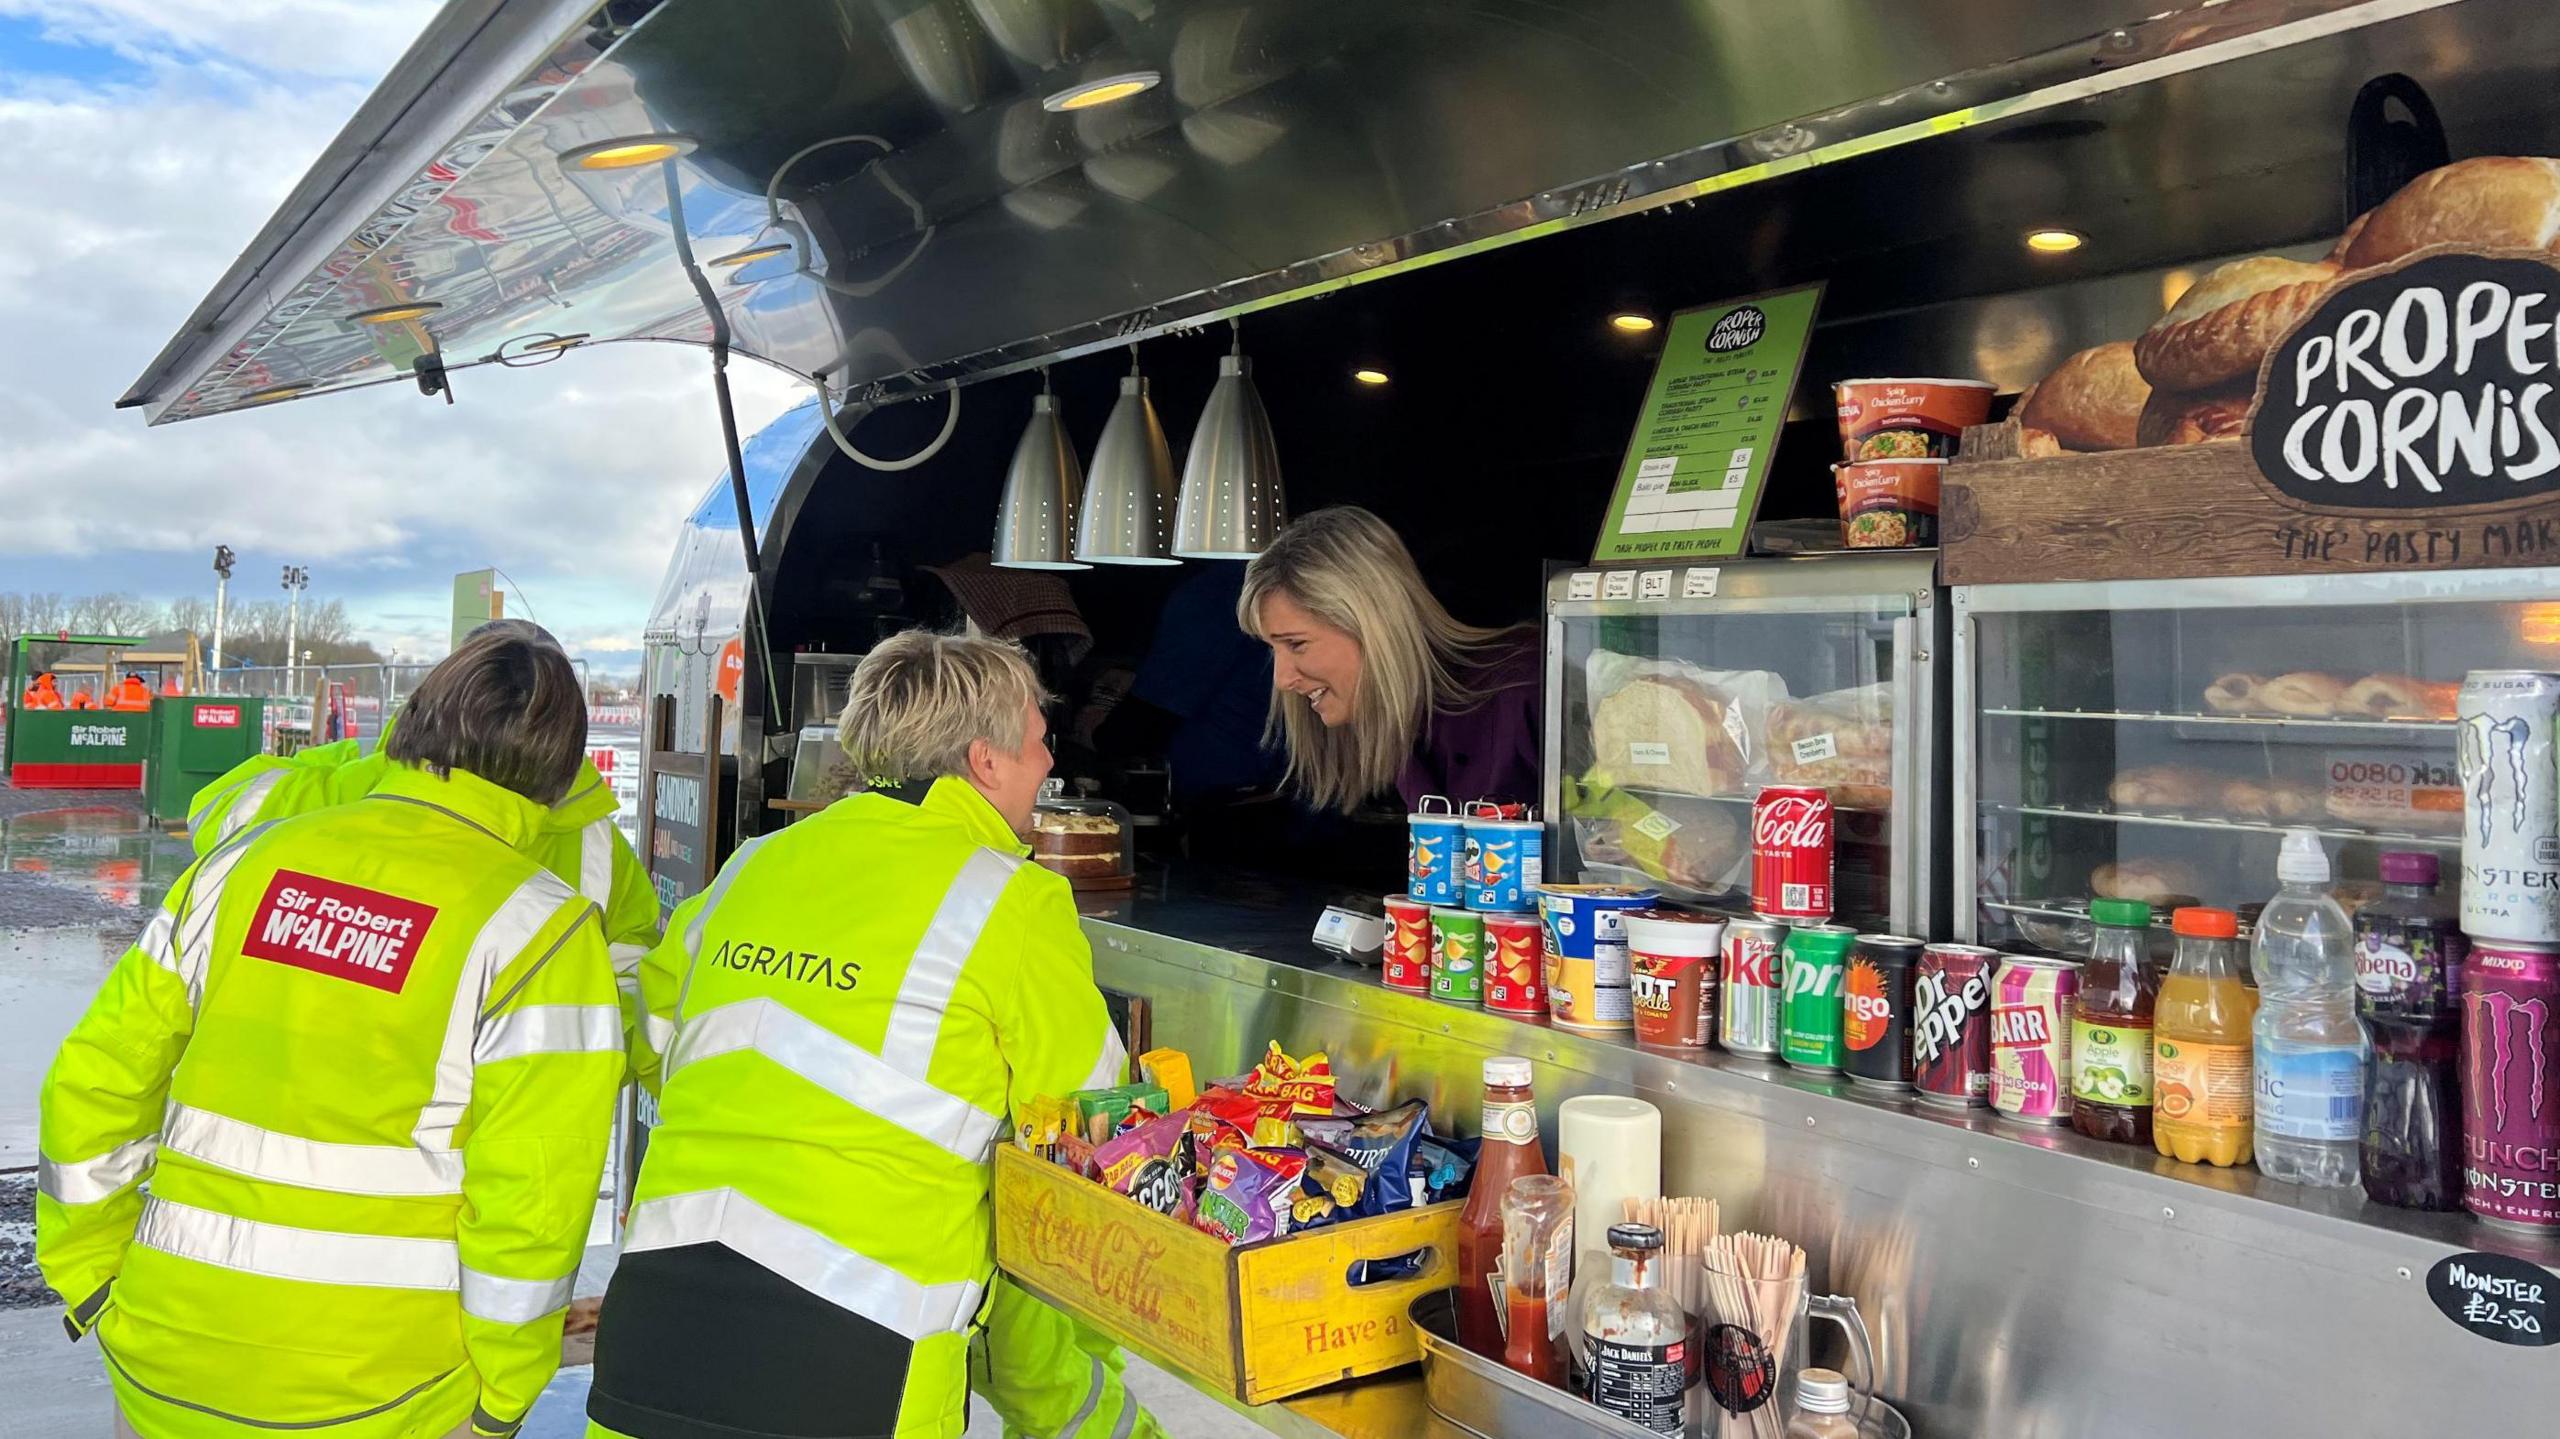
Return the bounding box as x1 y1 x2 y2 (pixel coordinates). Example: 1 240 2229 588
1780 924 1859 1073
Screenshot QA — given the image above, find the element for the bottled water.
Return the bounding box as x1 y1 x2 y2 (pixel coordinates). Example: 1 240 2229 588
2252 829 2370 1187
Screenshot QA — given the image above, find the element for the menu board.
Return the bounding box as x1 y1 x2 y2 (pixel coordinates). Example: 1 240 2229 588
1594 284 1823 562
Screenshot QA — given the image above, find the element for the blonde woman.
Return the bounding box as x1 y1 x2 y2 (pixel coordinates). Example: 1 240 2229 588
1239 506 1542 813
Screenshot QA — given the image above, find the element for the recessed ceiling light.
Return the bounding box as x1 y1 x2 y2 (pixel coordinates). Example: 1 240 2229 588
561 134 699 171
2025 228 2086 253
1609 312 1657 333
1352 368 1390 386
709 241 792 268
1043 71 1162 113
350 301 442 325
245 381 315 403
521 333 591 353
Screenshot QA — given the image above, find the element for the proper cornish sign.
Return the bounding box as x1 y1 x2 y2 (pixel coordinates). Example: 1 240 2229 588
2252 251 2560 509
240 871 437 994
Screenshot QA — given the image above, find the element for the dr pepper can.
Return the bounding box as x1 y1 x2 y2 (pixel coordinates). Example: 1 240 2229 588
1912 944 2001 1108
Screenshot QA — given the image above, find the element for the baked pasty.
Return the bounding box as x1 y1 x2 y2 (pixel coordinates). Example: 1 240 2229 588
2338 674 2456 720
2015 342 2151 452
2092 860 2203 907
2339 156 2560 269
2204 673 2266 714
2109 764 2217 811
2136 385 2253 448
2134 257 2343 392
2221 778 2323 824
2018 426 2066 459
2260 672 2348 717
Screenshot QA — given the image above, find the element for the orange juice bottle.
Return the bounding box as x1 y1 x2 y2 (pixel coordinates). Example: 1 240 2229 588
2152 907 2260 1167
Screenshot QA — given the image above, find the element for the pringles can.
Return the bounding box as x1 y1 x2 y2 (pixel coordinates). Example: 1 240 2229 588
1842 934 1923 1091
1990 955 2082 1124
1779 924 1858 1072
1721 918 1788 1058
1912 944 2001 1108
2462 938 2560 1231
2457 670 2560 943
1408 795 1465 906
1752 785 1835 921
1537 883 1657 1032
1627 909 1727 1049
1429 907 1485 1006
1463 803 1543 912
1381 895 1432 993
1483 913 1547 1017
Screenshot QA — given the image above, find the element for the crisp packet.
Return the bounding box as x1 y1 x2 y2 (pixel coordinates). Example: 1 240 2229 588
1094 1112 1187 1197
1193 1147 1307 1244
1072 1082 1170 1136
1290 1144 1371 1230
1193 1087 1297 1154
1017 1096 1074 1159
1137 1048 1199 1111
1298 1099 1426 1217
1242 1042 1337 1116
1054 1132 1098 1180
1412 1132 1479 1207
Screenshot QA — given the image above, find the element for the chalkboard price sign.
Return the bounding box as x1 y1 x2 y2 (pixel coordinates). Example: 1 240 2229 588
2425 1250 2559 1346
2252 251 2560 510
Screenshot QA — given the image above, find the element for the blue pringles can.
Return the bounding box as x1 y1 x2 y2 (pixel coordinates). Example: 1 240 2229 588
1464 809 1544 912
1407 795 1465 905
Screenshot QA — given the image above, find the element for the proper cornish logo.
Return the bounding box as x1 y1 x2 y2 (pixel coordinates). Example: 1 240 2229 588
240 871 437 994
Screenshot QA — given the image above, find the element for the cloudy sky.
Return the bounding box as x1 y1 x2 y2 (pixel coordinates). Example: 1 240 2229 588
0 1 805 669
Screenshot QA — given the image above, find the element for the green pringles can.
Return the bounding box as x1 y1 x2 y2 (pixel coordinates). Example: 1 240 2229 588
1430 906 1486 1006
1779 924 1859 1072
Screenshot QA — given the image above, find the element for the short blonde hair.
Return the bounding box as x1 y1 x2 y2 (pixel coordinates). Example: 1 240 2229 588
838 627 1047 786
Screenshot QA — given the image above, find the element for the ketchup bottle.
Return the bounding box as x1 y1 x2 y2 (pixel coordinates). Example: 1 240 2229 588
1457 1056 1549 1357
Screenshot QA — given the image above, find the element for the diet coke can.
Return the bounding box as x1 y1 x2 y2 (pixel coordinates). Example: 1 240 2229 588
2457 670 2560 944
1912 944 2001 1108
1752 785 1834 922
2462 939 2560 1232
1720 917 1787 1058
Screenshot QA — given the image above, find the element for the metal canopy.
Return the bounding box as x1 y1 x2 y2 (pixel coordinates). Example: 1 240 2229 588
123 0 2473 427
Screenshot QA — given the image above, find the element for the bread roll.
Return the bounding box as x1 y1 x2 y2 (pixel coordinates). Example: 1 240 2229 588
2220 777 2324 824
2109 764 2217 810
2015 342 2151 452
1590 677 1746 798
2092 860 2203 907
2134 257 2343 391
2203 673 2266 714
2340 156 2560 269
2259 672 2347 717
2136 385 2252 448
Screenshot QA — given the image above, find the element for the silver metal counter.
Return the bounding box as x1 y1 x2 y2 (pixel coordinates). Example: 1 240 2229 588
1077 863 2560 1439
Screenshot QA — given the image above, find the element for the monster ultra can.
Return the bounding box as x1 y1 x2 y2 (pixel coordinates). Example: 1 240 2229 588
2457 670 2560 944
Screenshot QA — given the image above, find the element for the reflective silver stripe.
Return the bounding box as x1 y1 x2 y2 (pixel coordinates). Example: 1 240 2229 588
643 1012 677 1058
160 821 276 1005
415 873 575 1151
37 1135 158 1205
579 820 614 907
470 1403 524 1438
608 942 648 980
135 908 177 978
1109 1390 1138 1439
1060 1355 1106 1439
219 771 285 838
135 1196 460 1291
670 998 1003 1163
1077 1025 1131 1094
674 835 767 1022
475 1004 622 1064
625 1188 982 1341
164 1102 462 1196
877 849 1018 1076
460 1265 575 1325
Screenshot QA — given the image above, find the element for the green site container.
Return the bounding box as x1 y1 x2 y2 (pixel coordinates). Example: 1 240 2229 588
7 708 152 789
144 696 267 824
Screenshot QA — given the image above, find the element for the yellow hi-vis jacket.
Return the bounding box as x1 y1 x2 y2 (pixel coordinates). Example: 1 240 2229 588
188 734 662 1068
39 762 625 1439
595 776 1129 1439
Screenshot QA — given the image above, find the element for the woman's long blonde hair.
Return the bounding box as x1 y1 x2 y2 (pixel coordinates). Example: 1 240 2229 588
1238 506 1518 814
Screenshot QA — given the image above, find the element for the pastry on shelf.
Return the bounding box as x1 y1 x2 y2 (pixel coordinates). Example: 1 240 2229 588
2014 341 2150 452
2220 777 2324 824
2335 156 2560 269
2109 764 2220 811
2202 673 2266 714
2092 860 2204 908
2133 256 2345 392
2258 672 2348 717
2337 674 2458 721
2135 383 2253 447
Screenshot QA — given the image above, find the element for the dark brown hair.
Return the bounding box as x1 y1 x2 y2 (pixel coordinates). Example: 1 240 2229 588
388 630 587 805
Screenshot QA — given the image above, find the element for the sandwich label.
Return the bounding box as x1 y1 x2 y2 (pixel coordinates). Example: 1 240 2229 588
1629 742 1672 767
1792 733 1839 765
2251 252 2560 511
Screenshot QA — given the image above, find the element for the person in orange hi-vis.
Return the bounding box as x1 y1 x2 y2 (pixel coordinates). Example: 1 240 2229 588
106 675 153 711
22 673 65 709
66 687 98 710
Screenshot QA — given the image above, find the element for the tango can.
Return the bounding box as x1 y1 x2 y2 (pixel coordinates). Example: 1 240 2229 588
1842 934 1923 1091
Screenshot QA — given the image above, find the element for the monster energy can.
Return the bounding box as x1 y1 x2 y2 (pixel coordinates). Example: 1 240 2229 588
2457 670 2560 945
1779 924 1858 1073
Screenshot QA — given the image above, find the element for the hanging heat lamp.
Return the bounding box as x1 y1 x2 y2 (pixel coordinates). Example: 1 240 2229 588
1075 349 1180 565
1173 320 1287 559
991 369 1090 570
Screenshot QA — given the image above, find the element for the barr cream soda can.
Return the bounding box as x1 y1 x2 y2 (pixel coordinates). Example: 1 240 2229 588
1382 895 1432 993
1720 917 1787 1058
1913 944 2000 1108
1483 913 1547 1017
1751 785 1834 922
2462 939 2560 1231
2456 671 2560 944
1990 955 2081 1124
1780 924 1858 1072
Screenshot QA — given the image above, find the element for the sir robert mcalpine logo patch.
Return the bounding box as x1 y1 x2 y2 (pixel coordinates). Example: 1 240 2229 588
240 871 437 993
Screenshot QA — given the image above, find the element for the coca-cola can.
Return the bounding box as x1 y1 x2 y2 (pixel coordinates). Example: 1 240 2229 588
1751 785 1835 922
2462 938 2560 1232
1720 917 1787 1058
1912 944 2001 1108
2457 670 2560 944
